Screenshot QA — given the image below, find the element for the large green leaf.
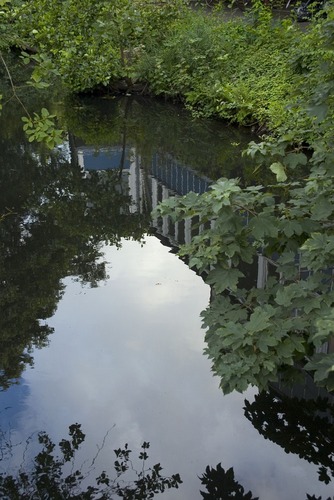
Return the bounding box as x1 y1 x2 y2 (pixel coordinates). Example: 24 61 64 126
270 162 287 182
245 306 275 334
249 214 279 240
206 266 244 292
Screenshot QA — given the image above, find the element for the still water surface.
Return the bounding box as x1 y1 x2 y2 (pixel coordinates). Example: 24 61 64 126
0 95 334 499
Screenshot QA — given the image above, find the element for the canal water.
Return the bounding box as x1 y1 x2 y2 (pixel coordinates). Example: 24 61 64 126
0 95 334 499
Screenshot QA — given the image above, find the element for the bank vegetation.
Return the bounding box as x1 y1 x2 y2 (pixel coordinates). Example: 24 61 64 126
2 0 334 393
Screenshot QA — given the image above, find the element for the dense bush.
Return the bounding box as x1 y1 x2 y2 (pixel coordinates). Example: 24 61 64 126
142 5 299 130
14 0 189 92
9 0 332 139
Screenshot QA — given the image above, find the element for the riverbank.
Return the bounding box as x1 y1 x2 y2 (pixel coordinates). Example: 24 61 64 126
5 0 324 141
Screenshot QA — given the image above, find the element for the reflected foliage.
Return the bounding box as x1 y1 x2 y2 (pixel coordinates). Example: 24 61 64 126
0 100 150 390
64 95 259 185
199 463 331 500
244 387 334 485
199 463 258 499
0 423 182 499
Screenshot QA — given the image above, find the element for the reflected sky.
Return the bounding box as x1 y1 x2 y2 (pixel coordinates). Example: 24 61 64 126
1 236 333 499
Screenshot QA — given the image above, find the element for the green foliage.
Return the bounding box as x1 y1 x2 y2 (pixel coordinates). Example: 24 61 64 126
22 108 63 148
150 5 334 396
1 0 189 144
2 0 333 148
155 166 334 393
0 0 19 50
15 0 189 93
142 5 301 129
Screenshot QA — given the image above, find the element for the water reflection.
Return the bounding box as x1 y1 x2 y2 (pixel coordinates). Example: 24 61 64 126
64 95 257 184
0 94 255 388
1 94 334 498
0 423 182 498
244 386 334 485
1 238 333 499
0 139 149 387
199 463 259 499
198 464 332 500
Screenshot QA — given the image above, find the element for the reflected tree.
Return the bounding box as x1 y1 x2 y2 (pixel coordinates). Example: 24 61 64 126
244 388 334 484
0 101 150 390
0 424 182 499
198 463 331 500
199 463 258 499
63 95 259 185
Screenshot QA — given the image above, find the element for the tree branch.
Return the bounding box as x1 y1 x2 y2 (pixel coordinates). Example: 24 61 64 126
0 51 32 119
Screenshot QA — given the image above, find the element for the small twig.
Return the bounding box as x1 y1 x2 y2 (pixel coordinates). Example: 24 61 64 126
0 207 15 222
233 202 258 217
89 424 116 469
20 431 39 471
0 51 32 119
76 424 117 479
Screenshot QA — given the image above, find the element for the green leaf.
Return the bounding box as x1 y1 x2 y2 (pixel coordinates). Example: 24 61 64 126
206 266 244 292
284 152 308 169
275 288 291 307
308 103 328 122
277 251 296 265
269 162 287 182
41 107 50 118
276 341 293 358
249 214 279 240
311 311 334 346
245 306 275 334
281 220 303 238
303 296 322 314
257 333 280 353
310 194 334 221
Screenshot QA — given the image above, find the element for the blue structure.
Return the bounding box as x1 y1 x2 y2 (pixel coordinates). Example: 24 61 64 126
77 146 131 171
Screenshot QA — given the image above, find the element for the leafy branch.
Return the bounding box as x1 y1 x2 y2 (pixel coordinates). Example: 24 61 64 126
155 169 334 393
0 424 182 499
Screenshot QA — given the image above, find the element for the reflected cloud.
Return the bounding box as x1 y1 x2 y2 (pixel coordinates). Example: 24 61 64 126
1 238 333 499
